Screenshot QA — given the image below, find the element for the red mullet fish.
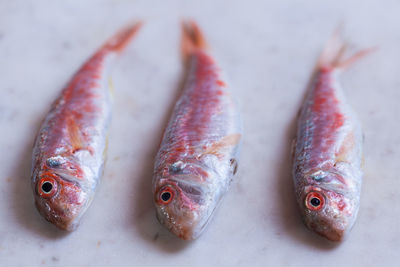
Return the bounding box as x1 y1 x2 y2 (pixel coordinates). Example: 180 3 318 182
31 22 142 231
152 21 242 240
292 33 372 241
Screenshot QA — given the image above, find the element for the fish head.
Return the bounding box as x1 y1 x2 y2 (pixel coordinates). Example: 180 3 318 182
33 157 89 231
300 184 357 241
153 176 212 240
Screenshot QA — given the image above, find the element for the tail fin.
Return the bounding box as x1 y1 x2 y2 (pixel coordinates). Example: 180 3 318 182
102 21 142 53
318 28 376 71
181 20 208 60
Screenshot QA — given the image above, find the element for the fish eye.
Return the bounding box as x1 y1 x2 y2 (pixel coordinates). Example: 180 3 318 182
42 182 53 193
38 177 58 198
158 186 175 205
305 191 325 211
161 191 171 202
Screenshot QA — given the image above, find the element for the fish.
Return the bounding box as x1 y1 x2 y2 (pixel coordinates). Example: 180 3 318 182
31 22 142 231
152 21 242 240
292 32 373 241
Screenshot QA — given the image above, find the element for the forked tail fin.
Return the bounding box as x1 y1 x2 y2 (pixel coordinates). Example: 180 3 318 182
102 21 142 53
317 28 376 71
181 20 208 61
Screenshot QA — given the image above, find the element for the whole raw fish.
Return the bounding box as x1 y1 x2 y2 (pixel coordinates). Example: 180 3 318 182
152 21 242 240
292 34 371 241
31 22 142 231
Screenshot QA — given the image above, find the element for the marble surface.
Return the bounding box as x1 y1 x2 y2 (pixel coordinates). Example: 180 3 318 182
1 0 399 266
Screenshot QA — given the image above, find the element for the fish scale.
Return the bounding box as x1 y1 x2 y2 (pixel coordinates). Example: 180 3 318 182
31 23 141 231
292 33 371 241
152 21 242 240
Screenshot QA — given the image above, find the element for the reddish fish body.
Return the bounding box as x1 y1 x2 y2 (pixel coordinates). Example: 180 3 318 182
292 39 368 241
31 23 141 231
152 22 242 240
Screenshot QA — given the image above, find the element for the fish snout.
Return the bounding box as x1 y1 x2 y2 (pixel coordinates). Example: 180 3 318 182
34 198 79 231
34 179 87 231
309 218 347 242
155 202 203 240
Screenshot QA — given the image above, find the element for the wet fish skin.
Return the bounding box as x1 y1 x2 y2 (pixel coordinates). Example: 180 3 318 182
152 21 242 240
292 36 371 241
31 23 142 231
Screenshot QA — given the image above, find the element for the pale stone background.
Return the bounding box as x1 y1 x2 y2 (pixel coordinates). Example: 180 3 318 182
0 0 398 266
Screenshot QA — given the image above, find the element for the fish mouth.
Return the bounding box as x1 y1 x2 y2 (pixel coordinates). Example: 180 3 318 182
34 199 78 231
188 204 217 240
322 229 345 242
156 208 212 241
179 209 215 240
35 198 92 231
155 198 218 241
161 217 196 240
302 212 355 242
155 203 198 240
311 221 346 242
50 215 79 232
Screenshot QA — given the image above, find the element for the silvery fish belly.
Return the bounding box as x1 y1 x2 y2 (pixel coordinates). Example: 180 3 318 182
152 21 242 240
31 23 141 231
292 37 369 241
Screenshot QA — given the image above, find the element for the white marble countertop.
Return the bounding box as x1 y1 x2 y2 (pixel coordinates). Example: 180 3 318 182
1 0 399 266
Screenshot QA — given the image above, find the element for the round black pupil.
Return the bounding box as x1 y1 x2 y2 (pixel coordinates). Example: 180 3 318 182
42 182 53 193
161 192 171 202
310 197 320 207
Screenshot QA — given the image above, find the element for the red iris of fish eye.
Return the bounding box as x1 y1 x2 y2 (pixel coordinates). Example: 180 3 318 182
38 177 58 198
158 187 175 205
305 191 325 211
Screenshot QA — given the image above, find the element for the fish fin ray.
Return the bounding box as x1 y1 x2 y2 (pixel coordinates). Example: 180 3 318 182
201 134 241 158
181 20 208 61
66 116 85 152
102 21 142 53
318 26 377 71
